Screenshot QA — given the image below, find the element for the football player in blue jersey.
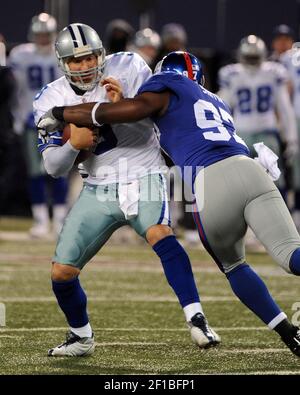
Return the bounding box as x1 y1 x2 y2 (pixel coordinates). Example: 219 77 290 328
35 27 221 357
39 51 300 357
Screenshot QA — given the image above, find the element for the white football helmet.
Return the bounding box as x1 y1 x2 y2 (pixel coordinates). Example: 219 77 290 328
28 13 57 45
238 35 267 66
134 28 161 49
55 23 106 91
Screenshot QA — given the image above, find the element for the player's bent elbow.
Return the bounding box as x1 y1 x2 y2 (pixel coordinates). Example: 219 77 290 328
42 153 68 178
43 159 65 178
42 145 75 178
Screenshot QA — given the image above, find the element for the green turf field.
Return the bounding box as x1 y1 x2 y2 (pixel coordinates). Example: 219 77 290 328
0 218 300 375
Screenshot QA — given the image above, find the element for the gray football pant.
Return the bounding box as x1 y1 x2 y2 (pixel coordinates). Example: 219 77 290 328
193 155 300 273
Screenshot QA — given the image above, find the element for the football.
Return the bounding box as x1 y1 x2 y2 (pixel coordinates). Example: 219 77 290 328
62 123 93 164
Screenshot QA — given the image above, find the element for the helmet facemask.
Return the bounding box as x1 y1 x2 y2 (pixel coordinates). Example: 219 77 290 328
55 23 106 91
59 50 106 91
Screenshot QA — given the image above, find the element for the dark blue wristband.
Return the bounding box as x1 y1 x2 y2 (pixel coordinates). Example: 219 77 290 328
52 106 65 121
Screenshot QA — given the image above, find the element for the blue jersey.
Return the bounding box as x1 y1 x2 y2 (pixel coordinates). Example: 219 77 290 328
138 72 249 187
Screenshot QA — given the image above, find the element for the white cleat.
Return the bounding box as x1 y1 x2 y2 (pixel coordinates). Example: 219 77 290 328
188 312 221 348
29 223 51 239
48 331 95 357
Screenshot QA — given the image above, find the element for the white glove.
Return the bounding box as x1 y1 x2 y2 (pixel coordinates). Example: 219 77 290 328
37 108 64 133
253 142 281 181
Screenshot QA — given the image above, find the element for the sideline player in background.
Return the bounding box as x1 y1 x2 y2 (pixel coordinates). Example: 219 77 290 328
270 24 294 62
0 41 18 214
129 28 161 70
34 24 220 356
218 35 298 196
42 51 300 357
9 13 67 238
281 45 300 230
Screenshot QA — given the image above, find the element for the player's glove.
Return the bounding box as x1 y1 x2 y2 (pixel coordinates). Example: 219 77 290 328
37 107 65 132
253 142 281 181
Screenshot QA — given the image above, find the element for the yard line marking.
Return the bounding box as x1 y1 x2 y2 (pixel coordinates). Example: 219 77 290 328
0 326 268 332
0 296 238 302
216 348 288 354
0 295 296 302
0 327 67 332
95 342 167 346
216 327 268 331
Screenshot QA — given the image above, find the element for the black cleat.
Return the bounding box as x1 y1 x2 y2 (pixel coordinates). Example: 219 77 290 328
281 325 300 357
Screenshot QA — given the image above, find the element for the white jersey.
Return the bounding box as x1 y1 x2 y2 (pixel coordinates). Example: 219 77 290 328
218 62 289 133
33 52 165 185
281 48 300 118
9 43 62 131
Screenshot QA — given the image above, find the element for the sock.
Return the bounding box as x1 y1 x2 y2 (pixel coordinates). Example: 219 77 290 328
289 248 300 275
267 312 287 329
52 277 89 328
52 177 68 204
70 322 92 338
152 235 200 308
29 176 46 204
183 302 204 322
53 204 68 222
31 204 50 227
227 263 282 325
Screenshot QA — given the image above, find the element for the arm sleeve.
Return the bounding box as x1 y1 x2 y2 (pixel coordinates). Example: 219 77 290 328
42 141 79 178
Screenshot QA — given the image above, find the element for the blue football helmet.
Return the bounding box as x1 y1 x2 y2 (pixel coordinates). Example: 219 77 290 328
155 51 205 85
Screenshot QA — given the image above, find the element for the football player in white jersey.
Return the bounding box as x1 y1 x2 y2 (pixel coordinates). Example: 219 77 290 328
9 13 67 238
34 23 220 357
281 46 300 228
129 28 161 70
218 35 298 192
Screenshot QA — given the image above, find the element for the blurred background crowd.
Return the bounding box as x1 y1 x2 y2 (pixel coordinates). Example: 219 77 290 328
1 0 300 246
